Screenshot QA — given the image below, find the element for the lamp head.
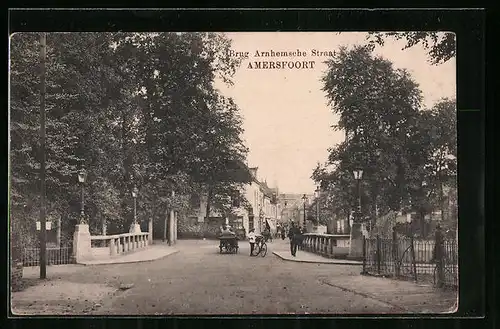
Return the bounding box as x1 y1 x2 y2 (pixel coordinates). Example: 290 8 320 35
132 186 138 198
78 168 87 183
353 169 363 180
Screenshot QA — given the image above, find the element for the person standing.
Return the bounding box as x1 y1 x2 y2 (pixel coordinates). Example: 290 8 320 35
248 228 256 256
288 222 301 257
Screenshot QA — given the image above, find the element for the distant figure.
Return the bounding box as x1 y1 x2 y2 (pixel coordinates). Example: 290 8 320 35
288 222 301 257
281 227 286 240
248 228 256 256
298 226 305 250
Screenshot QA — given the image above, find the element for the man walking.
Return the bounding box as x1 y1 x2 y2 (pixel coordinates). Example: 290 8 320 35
288 222 301 257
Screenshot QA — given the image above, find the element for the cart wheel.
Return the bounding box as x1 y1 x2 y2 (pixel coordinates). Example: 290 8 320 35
260 243 268 257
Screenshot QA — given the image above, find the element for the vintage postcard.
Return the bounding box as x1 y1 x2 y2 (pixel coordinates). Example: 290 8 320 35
9 31 457 315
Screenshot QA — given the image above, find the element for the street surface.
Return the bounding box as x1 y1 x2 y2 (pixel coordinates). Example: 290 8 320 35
12 239 456 315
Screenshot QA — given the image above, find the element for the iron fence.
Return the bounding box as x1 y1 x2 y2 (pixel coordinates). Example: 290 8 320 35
22 244 75 267
362 226 458 289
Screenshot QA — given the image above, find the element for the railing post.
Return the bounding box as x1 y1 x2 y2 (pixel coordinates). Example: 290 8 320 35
410 234 418 282
435 225 445 288
376 234 381 275
392 226 400 277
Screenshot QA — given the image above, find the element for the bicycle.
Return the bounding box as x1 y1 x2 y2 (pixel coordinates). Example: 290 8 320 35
252 236 268 257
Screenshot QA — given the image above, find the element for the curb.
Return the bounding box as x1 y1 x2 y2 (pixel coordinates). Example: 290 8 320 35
272 251 363 266
79 250 180 266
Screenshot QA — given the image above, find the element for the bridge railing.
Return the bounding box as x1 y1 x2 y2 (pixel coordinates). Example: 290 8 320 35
90 232 150 258
301 233 351 259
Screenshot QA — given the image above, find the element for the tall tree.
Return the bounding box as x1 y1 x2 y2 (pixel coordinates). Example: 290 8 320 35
366 32 456 65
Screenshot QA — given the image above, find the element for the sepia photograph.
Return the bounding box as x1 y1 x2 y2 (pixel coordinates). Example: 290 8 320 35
9 31 458 315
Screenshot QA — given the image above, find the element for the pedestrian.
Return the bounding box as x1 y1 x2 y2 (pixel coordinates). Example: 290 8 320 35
298 226 305 250
248 228 256 256
288 222 301 257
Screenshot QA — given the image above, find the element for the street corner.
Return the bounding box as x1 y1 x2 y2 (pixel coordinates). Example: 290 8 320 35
319 275 458 314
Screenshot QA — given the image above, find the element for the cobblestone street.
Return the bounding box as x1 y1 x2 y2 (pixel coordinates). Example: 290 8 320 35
12 239 456 315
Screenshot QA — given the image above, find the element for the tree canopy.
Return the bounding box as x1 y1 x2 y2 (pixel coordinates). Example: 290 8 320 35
366 32 456 65
314 45 456 237
10 32 249 244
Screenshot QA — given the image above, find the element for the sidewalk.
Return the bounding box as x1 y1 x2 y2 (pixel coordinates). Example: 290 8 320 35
79 244 179 265
271 239 362 265
319 275 457 313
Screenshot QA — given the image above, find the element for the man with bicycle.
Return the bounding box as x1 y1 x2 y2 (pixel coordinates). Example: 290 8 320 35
248 228 256 256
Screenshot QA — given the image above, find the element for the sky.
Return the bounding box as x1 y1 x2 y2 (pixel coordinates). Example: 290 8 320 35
214 32 456 195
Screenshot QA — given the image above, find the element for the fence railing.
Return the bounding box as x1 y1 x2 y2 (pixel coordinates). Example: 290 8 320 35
23 245 75 267
301 233 351 258
90 232 150 258
362 225 458 289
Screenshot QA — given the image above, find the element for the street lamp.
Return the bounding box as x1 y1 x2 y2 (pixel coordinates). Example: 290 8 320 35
77 168 87 224
353 169 363 223
301 194 307 228
132 186 138 225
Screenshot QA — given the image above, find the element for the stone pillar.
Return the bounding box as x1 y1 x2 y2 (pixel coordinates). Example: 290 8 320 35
148 218 153 245
348 222 365 260
169 209 175 245
73 224 92 263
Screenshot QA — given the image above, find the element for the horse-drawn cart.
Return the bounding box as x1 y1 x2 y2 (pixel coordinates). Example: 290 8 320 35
218 235 239 254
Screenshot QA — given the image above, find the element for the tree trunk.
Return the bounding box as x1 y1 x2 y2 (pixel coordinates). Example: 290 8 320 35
419 210 426 238
102 216 107 235
56 213 61 247
163 209 168 242
440 173 445 222
346 209 351 234
205 186 213 221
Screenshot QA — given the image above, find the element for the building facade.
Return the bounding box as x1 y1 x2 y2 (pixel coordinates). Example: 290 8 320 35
184 165 280 236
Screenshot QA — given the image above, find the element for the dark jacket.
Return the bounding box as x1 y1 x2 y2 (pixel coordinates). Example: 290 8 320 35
288 227 302 242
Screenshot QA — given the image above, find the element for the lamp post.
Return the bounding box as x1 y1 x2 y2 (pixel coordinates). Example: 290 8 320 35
78 168 87 224
39 32 47 280
314 186 321 226
132 186 138 225
353 169 363 223
349 168 364 259
301 194 307 229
